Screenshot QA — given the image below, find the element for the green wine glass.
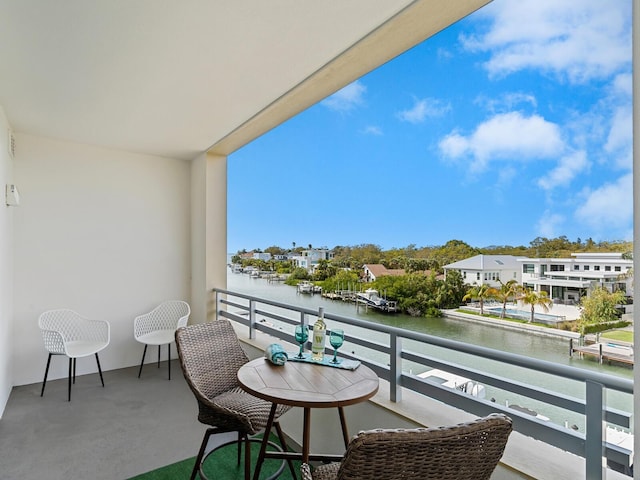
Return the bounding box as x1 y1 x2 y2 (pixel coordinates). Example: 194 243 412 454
294 325 309 359
329 329 344 364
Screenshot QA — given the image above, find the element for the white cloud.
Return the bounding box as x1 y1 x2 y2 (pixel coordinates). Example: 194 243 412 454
561 73 631 158
611 72 632 97
463 0 631 83
439 131 468 158
439 111 564 171
397 98 450 123
563 109 606 153
575 173 632 229
361 125 383 136
537 150 588 190
476 92 537 113
536 211 565 238
321 81 366 112
605 105 632 169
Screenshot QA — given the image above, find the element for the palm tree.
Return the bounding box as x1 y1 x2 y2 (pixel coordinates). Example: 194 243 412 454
519 289 553 323
495 280 522 319
462 283 498 316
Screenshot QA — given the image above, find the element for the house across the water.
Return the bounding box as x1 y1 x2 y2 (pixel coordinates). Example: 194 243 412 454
444 252 634 304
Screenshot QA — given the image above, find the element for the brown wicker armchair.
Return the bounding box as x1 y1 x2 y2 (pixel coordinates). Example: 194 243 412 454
300 414 512 480
175 320 294 480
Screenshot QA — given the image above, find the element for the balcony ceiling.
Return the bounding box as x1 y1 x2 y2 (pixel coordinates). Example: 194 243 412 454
0 0 490 160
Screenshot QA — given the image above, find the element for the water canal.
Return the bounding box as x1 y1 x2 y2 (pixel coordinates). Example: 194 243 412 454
227 272 633 431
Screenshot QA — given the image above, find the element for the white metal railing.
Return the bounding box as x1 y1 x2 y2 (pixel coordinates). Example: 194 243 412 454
213 288 634 480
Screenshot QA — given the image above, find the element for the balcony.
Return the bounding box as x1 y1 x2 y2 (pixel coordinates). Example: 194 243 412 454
0 288 633 480
0 3 636 480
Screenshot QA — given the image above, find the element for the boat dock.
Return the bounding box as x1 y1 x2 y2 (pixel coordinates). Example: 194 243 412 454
569 339 634 365
321 289 398 313
265 273 288 283
322 289 358 301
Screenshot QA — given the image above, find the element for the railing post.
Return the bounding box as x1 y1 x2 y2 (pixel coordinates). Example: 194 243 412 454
249 299 256 340
585 379 605 480
214 290 221 321
390 333 402 402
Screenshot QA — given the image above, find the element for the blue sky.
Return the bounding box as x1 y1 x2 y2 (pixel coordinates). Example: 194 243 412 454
228 0 632 253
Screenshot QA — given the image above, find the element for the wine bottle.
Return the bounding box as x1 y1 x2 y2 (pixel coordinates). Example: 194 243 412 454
311 307 326 361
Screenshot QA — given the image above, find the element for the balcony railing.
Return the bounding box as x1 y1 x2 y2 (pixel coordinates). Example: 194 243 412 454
213 288 634 480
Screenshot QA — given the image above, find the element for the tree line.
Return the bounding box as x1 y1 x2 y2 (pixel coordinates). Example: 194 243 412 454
232 236 632 327
236 236 632 272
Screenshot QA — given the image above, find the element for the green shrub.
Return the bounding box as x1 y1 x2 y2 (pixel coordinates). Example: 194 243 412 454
581 320 631 335
424 306 443 317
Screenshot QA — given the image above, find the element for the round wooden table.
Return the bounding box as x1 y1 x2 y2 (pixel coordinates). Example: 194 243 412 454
237 357 379 479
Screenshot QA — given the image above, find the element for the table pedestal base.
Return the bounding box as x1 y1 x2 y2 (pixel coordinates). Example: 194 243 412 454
253 405 350 480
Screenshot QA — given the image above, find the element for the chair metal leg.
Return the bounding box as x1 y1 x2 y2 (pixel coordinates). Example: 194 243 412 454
138 344 148 378
157 345 161 368
191 428 215 480
68 357 73 402
40 353 52 397
274 421 297 480
72 357 76 384
95 353 105 387
237 431 242 465
244 433 251 480
168 343 171 380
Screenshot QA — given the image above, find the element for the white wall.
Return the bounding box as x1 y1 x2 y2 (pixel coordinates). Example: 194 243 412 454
0 107 15 415
12 134 191 386
190 152 227 324
204 153 228 320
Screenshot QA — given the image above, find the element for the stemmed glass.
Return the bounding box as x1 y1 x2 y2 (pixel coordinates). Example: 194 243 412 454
329 329 344 364
294 325 309 359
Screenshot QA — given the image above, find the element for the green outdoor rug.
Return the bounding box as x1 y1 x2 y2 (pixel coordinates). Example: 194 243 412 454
129 438 301 480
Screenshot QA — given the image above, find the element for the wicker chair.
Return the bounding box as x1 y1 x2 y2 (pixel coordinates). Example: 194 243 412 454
134 300 190 380
38 309 110 401
300 414 512 480
175 320 295 480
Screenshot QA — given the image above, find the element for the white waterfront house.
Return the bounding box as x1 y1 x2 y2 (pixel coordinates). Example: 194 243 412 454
291 248 334 272
443 254 523 288
252 252 272 261
519 252 633 305
444 253 633 304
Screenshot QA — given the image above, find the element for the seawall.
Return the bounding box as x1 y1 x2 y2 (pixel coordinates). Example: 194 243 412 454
443 309 581 340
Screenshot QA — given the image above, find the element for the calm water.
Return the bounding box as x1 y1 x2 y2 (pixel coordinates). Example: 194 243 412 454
227 272 633 430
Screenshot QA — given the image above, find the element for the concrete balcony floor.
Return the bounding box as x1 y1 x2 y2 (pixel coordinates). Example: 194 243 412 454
0 347 628 480
0 359 522 480
0 360 203 480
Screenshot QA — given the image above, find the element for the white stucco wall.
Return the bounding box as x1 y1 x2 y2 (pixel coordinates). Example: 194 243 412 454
11 134 191 386
0 107 15 415
190 152 227 324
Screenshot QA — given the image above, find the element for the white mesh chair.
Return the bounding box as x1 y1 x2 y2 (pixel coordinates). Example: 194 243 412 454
134 300 190 380
38 309 111 401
